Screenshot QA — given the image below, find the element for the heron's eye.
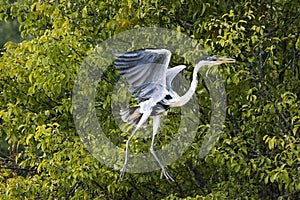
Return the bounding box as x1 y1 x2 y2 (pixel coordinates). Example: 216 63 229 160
208 57 217 61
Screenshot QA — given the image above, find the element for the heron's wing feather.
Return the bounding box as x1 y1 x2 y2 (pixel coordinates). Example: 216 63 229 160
166 65 186 90
114 49 171 101
131 83 165 101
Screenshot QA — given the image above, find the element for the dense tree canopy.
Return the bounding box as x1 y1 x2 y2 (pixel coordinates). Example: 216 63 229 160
0 0 299 199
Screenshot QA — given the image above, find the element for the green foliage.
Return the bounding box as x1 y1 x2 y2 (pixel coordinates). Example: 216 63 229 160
0 0 299 199
0 20 22 47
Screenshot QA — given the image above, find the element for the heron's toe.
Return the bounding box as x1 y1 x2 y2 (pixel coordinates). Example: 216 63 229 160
161 169 174 182
120 165 127 179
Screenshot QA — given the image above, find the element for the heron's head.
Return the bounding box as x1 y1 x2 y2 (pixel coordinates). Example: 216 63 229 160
196 56 235 70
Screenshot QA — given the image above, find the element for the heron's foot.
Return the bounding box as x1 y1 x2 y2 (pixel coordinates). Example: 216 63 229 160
120 163 127 179
160 169 174 182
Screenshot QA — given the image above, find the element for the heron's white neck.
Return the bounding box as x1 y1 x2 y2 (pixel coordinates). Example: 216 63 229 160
176 63 202 106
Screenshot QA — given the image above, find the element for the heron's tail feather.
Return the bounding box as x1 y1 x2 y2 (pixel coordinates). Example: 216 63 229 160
120 106 147 127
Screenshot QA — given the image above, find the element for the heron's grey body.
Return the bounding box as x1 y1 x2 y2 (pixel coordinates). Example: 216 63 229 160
114 49 235 181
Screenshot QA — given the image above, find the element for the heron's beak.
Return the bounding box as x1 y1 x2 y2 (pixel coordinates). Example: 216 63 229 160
216 58 236 64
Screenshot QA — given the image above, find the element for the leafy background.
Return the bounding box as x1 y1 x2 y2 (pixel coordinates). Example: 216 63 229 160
0 0 299 199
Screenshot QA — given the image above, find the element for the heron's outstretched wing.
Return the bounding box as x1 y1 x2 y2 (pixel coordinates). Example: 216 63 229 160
114 49 171 101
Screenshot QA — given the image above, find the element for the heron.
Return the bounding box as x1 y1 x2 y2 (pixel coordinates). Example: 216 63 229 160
114 49 235 181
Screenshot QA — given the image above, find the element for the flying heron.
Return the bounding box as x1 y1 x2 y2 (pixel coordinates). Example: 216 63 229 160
114 49 235 181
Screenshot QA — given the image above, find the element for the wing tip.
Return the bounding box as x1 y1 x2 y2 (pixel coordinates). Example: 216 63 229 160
145 48 171 55
114 48 171 59
113 50 144 59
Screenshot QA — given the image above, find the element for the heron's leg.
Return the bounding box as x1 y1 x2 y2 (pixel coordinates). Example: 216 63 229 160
150 115 174 182
120 111 151 179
